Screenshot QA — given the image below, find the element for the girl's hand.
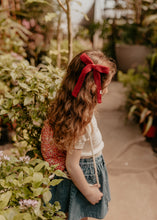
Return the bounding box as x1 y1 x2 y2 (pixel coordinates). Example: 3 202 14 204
85 184 103 205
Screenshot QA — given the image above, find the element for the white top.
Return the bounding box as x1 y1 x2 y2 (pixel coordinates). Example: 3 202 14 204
74 114 104 157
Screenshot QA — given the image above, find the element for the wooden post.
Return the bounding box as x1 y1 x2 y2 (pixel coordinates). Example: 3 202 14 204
1 0 10 16
66 0 73 63
135 0 142 24
57 13 62 68
57 0 73 64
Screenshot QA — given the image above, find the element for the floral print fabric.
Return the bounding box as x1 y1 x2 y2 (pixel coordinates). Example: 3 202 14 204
41 120 66 171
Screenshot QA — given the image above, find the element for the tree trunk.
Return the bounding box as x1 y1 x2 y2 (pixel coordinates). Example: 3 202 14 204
57 13 62 68
1 0 10 16
15 0 20 11
66 0 73 64
135 0 142 24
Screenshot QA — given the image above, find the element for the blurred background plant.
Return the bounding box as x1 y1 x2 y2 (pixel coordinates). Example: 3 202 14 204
102 0 157 58
118 50 157 152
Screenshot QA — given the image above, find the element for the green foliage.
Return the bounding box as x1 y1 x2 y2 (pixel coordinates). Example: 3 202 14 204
116 23 148 45
7 0 60 65
118 54 157 135
0 53 64 155
101 0 157 58
47 39 88 68
118 67 149 90
0 15 31 57
0 151 66 220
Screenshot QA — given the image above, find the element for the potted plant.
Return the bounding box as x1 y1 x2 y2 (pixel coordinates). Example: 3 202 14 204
102 0 157 71
118 51 157 151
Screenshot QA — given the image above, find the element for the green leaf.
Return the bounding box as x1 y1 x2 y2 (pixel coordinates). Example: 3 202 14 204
82 12 89 21
25 0 49 4
34 162 46 172
52 217 63 220
143 115 153 136
50 179 63 186
12 179 20 186
18 171 23 182
45 12 56 22
128 105 137 119
42 190 52 204
8 111 14 119
140 108 151 124
22 167 32 175
33 199 44 219
24 96 34 106
54 170 67 178
0 110 8 115
0 180 6 188
22 213 32 220
18 82 31 91
39 95 45 102
13 99 19 106
33 172 43 183
6 174 16 183
13 213 32 220
23 176 33 184
0 191 12 210
0 207 18 220
52 201 61 211
31 187 43 196
5 92 14 99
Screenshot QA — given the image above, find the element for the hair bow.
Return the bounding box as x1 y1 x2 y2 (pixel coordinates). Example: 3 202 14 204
72 53 109 103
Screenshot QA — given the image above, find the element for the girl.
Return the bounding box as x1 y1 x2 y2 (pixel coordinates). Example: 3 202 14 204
41 50 117 220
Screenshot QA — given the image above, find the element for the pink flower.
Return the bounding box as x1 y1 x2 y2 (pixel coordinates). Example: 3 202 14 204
19 156 30 164
0 152 10 161
11 52 23 61
3 155 10 161
19 199 38 208
22 19 30 29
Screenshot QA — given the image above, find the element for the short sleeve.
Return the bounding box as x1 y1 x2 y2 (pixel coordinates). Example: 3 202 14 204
74 134 87 150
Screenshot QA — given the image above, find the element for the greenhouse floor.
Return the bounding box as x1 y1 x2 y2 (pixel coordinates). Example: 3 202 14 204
89 81 157 220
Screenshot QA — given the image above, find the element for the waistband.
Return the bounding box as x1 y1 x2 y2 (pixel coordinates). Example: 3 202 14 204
80 150 102 159
79 154 103 165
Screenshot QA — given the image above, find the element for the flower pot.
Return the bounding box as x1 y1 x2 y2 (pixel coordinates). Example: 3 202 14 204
115 44 152 72
144 125 157 138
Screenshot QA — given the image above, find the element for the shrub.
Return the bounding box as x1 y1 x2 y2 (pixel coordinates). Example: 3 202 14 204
0 54 64 156
0 151 67 220
118 59 157 136
0 54 67 219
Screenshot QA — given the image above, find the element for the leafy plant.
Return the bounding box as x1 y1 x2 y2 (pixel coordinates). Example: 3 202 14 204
0 14 31 57
47 39 88 68
118 55 157 136
0 53 64 156
0 150 67 220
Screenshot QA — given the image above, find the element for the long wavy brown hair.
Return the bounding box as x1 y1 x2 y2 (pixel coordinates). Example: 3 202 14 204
48 50 117 151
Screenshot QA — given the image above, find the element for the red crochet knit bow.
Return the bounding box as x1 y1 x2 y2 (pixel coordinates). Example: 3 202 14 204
72 53 110 103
